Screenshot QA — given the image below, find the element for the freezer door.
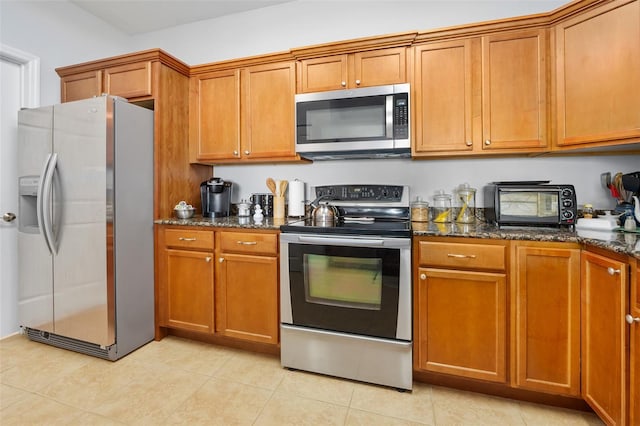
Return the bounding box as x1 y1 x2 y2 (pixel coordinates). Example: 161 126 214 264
17 107 54 332
51 97 112 346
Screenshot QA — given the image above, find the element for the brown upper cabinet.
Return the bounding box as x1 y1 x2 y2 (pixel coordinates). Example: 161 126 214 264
413 28 548 156
554 0 640 149
296 47 408 93
60 60 152 102
189 58 300 164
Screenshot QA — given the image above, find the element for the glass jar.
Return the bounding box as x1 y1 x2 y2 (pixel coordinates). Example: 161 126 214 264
456 183 476 224
583 203 594 219
411 196 429 222
433 191 452 223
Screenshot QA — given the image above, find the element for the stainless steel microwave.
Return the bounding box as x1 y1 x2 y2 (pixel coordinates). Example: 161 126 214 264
295 83 410 160
484 182 577 227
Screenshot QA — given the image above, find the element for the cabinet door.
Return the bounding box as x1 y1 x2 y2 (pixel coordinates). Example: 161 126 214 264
61 70 102 102
160 249 214 333
630 261 640 426
104 61 152 99
413 40 474 154
555 0 640 148
297 54 348 92
481 29 547 151
241 61 296 159
353 47 407 88
216 252 279 345
190 69 241 161
581 250 628 425
415 267 506 382
511 243 580 396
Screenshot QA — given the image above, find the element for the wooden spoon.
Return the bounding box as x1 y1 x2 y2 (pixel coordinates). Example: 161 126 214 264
266 178 277 195
280 180 288 197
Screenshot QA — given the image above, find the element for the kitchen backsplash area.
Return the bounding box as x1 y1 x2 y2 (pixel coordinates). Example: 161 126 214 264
214 154 639 213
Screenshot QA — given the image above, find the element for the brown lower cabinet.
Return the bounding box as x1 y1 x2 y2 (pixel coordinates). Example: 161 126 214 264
215 231 279 345
155 225 280 348
414 237 508 383
510 241 581 396
581 248 630 425
157 227 215 333
631 259 640 425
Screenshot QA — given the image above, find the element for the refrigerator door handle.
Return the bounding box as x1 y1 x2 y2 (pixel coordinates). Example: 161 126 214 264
36 154 54 255
41 153 58 255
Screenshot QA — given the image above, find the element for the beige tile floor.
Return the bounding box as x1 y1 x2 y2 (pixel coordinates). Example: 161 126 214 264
1 334 604 425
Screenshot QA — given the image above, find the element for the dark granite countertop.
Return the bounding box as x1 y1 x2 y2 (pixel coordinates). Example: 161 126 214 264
155 215 303 230
411 221 640 260
155 215 640 259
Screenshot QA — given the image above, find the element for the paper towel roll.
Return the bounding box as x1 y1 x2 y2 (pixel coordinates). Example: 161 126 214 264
288 179 306 217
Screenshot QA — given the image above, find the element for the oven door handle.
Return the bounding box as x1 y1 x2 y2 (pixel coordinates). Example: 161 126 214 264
296 235 385 246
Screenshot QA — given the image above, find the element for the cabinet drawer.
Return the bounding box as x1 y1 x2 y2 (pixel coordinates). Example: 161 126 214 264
418 241 506 271
164 228 214 250
219 231 278 255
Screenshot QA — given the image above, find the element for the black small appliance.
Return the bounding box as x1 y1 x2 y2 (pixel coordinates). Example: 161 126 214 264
201 178 232 218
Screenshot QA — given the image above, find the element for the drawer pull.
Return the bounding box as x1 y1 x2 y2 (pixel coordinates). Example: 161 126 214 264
626 314 640 325
205 257 212 263
447 253 477 259
607 267 621 275
219 257 224 263
237 241 257 245
420 273 427 280
178 237 197 242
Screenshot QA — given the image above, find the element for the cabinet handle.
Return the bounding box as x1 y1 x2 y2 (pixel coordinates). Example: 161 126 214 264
626 314 640 324
205 257 212 263
178 237 196 241
219 257 224 263
341 81 346 87
355 79 361 85
465 141 472 147
484 140 491 146
607 267 621 275
233 150 239 156
244 150 250 155
447 253 477 259
420 273 427 280
237 241 257 245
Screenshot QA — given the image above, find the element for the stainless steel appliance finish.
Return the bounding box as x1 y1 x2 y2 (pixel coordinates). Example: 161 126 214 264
295 84 410 160
484 182 577 227
280 184 412 390
17 96 154 360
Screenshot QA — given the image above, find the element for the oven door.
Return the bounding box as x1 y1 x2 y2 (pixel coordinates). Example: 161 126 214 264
280 233 411 341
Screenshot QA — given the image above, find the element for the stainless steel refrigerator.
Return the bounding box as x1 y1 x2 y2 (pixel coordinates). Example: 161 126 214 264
17 96 154 360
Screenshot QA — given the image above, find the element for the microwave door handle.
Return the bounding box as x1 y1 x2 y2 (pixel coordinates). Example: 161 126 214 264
385 95 393 138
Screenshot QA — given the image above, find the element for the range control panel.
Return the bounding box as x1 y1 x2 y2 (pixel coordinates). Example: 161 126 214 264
314 185 405 202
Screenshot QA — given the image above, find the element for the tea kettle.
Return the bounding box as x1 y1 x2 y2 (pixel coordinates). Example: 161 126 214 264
310 195 340 226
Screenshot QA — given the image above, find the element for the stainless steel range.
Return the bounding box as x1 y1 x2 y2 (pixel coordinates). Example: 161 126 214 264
279 184 412 390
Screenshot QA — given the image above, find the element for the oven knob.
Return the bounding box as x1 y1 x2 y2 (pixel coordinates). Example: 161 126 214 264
562 188 573 198
562 199 573 207
562 210 574 220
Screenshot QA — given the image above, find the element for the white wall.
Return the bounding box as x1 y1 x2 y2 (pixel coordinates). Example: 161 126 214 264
129 0 639 211
132 0 569 65
0 0 130 105
212 155 640 211
1 0 638 211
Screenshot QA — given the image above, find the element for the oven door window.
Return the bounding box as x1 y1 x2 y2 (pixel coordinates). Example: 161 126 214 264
305 254 383 310
288 243 400 339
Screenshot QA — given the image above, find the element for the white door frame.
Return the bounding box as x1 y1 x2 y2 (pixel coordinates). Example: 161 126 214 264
0 44 40 338
0 44 40 108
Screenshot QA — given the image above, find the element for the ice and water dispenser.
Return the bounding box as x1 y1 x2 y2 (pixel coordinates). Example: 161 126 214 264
18 176 40 234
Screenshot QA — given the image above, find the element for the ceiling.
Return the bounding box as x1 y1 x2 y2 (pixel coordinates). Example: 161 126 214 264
69 0 295 35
